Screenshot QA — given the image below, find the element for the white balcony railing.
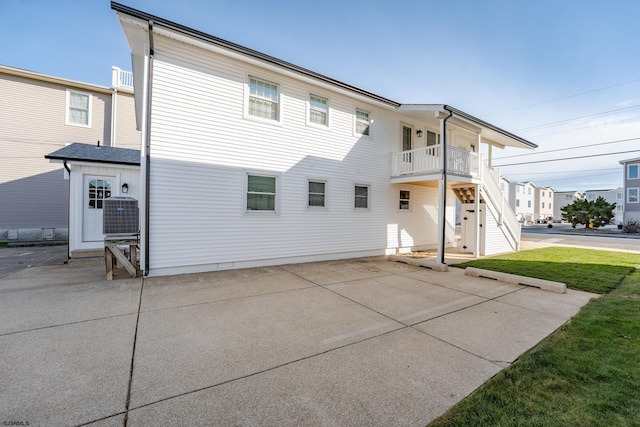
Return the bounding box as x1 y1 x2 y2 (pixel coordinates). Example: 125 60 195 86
391 145 480 178
111 66 134 90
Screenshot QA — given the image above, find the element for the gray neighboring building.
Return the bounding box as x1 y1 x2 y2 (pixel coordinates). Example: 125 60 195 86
620 157 640 223
0 65 139 242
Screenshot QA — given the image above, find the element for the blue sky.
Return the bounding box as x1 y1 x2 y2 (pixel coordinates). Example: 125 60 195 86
2 0 639 191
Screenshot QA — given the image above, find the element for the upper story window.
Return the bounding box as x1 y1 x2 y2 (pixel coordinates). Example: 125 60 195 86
516 186 520 194
309 95 328 126
629 164 639 180
542 191 545 197
355 109 370 136
426 130 440 146
249 77 279 121
628 188 639 204
617 192 623 200
528 187 532 195
402 126 412 151
66 89 91 127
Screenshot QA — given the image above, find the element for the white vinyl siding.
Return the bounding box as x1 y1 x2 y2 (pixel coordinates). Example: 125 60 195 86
355 109 370 136
143 34 455 275
66 89 92 127
309 95 328 126
248 77 279 120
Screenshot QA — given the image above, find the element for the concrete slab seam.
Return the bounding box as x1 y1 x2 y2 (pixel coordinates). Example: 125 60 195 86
123 278 145 427
0 312 140 338
76 412 126 427
124 323 409 415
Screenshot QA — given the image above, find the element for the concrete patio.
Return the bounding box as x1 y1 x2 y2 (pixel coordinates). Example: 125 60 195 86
0 252 597 426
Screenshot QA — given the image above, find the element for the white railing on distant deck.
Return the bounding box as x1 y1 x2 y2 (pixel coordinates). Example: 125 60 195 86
111 66 134 90
391 145 480 177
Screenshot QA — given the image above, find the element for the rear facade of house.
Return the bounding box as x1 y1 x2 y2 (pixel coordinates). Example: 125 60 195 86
0 65 139 242
114 2 535 276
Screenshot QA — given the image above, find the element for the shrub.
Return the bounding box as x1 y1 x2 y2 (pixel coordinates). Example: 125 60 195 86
622 218 640 234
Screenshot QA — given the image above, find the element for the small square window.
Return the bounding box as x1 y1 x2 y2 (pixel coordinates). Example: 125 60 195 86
309 95 328 126
308 180 326 207
247 174 277 211
355 109 370 136
249 77 279 120
628 164 639 180
399 190 410 210
66 89 91 127
355 185 369 209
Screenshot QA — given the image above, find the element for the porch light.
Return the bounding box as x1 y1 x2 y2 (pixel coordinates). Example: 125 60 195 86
416 129 423 138
121 183 129 194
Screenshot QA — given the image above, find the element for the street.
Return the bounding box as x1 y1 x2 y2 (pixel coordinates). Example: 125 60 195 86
521 224 640 253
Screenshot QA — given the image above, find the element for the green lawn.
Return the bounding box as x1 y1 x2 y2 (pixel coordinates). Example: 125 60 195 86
430 248 640 426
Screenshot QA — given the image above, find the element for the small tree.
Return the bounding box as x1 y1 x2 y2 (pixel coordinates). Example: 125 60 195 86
561 197 615 229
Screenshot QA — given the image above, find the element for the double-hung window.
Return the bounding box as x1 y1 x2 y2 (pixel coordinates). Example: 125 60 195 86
629 164 639 180
249 77 279 120
308 180 326 208
399 190 410 210
309 95 328 126
355 109 370 136
66 89 91 127
247 174 277 212
354 185 369 209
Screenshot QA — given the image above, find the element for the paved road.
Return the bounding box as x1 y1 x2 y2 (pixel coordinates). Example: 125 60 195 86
521 224 640 252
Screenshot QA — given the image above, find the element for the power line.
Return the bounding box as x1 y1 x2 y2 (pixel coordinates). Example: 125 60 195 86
493 137 640 160
494 149 640 167
505 167 620 176
514 105 640 132
524 115 640 138
480 77 640 117
531 171 620 184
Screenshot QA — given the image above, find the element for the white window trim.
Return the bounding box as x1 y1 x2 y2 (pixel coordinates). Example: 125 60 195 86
306 93 330 129
243 170 281 215
65 89 92 128
628 187 639 204
243 74 283 126
307 178 328 210
628 164 639 180
354 183 371 211
398 188 411 212
354 108 372 138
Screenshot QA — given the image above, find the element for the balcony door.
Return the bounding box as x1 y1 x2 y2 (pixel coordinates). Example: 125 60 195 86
402 125 412 163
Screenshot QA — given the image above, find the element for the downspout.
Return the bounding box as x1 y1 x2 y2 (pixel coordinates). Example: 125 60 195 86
439 106 453 265
143 20 155 276
64 160 71 261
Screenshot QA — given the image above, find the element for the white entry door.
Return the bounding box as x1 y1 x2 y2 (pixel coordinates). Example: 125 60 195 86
83 176 114 242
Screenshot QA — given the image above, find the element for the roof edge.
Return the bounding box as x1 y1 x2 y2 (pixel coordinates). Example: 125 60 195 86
111 2 400 108
45 154 140 166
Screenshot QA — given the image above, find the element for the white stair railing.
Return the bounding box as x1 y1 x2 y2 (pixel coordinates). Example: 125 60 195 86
479 158 521 250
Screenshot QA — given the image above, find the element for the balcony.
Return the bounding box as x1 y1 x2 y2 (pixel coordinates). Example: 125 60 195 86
391 145 480 180
111 66 134 90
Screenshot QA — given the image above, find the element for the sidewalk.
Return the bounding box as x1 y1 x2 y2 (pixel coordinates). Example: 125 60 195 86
0 255 596 426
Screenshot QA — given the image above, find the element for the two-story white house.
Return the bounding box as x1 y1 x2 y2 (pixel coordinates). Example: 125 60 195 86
534 186 554 223
112 2 536 277
553 190 584 222
584 188 624 225
620 157 640 224
507 181 536 223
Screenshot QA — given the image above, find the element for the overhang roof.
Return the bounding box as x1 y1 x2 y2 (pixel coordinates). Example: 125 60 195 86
45 142 140 166
111 1 537 150
620 156 640 164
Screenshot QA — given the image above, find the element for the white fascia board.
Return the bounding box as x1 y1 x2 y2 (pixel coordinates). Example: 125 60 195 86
620 156 640 164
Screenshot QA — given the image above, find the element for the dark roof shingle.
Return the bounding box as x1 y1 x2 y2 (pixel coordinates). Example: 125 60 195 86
45 142 140 166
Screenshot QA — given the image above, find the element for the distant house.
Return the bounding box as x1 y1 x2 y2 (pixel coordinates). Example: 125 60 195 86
533 186 554 223
619 157 640 224
113 2 536 276
584 188 624 225
0 65 139 243
553 191 584 222
507 181 536 223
